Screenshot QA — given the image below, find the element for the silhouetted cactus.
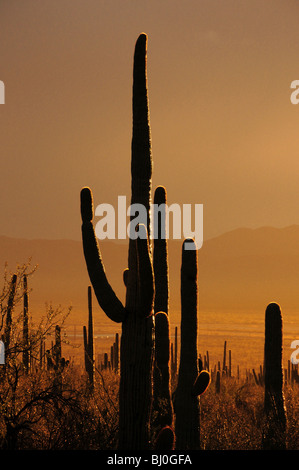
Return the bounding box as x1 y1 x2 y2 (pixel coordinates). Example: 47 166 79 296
153 311 173 434
83 286 95 386
22 274 30 373
154 425 175 450
114 332 119 373
46 349 54 370
192 370 210 397
174 238 210 450
39 337 45 369
80 34 154 450
222 340 227 375
53 325 61 369
174 326 178 375
262 302 287 450
152 185 173 434
153 185 169 316
170 327 178 377
4 274 17 354
215 369 221 394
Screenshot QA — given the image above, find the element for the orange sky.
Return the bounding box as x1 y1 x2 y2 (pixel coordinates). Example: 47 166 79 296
1 0 299 242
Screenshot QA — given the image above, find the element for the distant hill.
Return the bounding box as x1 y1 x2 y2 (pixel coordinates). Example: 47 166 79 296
1 225 299 329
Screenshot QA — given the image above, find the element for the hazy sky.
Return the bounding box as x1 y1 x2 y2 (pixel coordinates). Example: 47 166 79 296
1 0 299 242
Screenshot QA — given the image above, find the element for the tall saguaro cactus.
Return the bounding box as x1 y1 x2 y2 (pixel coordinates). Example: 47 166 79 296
152 185 173 434
263 302 287 449
174 239 210 450
80 33 154 450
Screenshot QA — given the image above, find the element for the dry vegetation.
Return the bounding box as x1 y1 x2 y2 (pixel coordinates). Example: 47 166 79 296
1 263 298 450
1 351 299 450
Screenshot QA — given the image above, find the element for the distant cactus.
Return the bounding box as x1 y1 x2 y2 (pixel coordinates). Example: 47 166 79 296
53 325 61 369
46 349 54 370
262 302 287 450
222 340 227 375
174 239 210 450
215 370 221 394
4 274 17 354
22 274 30 374
83 286 95 386
80 34 154 450
114 332 119 373
39 337 45 369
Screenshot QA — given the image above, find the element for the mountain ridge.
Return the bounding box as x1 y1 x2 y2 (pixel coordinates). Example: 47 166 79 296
1 225 299 328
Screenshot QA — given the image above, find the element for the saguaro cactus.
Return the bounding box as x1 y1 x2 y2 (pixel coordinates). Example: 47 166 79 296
153 311 173 432
80 33 154 450
83 286 95 386
114 332 119 373
152 185 173 433
174 239 210 450
4 274 17 354
22 274 30 373
54 325 61 369
153 185 169 316
215 370 221 394
263 302 287 449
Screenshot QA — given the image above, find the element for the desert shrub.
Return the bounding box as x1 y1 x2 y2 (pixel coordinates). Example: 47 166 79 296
200 377 265 450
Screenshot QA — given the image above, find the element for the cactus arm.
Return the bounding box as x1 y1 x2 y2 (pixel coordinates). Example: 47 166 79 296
136 224 154 316
192 370 211 397
153 186 169 315
123 268 129 287
131 33 152 216
80 187 126 323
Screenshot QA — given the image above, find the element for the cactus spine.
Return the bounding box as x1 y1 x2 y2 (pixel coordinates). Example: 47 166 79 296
174 239 210 450
263 302 287 449
80 34 154 450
